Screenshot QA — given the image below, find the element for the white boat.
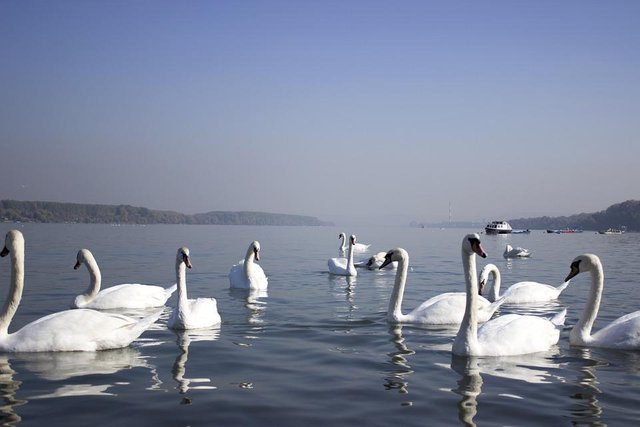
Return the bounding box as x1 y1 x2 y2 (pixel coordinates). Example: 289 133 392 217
598 227 625 235
485 220 512 234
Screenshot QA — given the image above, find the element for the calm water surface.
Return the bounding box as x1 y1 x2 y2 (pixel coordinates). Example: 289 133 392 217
1 224 639 426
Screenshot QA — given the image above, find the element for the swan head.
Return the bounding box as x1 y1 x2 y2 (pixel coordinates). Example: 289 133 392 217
350 235 357 246
338 232 346 239
565 253 601 282
74 248 94 270
462 233 487 258
478 263 498 296
1 230 24 258
177 247 192 269
379 248 408 269
251 240 261 261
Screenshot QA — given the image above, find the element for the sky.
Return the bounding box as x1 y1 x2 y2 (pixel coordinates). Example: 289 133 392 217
1 1 639 226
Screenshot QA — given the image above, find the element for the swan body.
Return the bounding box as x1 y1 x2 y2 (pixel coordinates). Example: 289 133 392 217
503 244 531 258
565 254 640 350
452 234 565 357
168 247 221 330
379 248 505 325
228 241 268 290
338 232 370 253
73 248 177 309
479 263 570 304
0 230 161 352
329 234 357 277
354 252 398 270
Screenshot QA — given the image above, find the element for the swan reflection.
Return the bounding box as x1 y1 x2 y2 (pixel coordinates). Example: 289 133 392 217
0 357 25 425
229 288 268 327
450 351 565 427
383 325 415 394
328 275 357 318
172 328 220 395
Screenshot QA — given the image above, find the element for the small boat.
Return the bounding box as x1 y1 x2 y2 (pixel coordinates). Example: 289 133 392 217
547 228 583 234
485 220 512 234
512 229 531 234
598 227 625 235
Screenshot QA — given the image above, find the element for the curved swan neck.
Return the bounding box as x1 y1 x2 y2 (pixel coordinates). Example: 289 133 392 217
571 260 604 344
346 239 355 271
388 251 409 322
454 248 479 354
339 233 347 252
243 245 256 279
82 251 101 297
488 266 500 301
0 236 24 337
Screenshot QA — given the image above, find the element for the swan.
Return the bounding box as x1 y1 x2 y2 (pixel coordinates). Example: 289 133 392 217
328 234 357 277
228 241 268 290
503 244 531 258
452 233 566 356
338 232 370 253
479 263 570 304
354 252 398 270
378 247 505 325
72 248 177 309
0 230 161 352
168 247 221 330
564 254 640 350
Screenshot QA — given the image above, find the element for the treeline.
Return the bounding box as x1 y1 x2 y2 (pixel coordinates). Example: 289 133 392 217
0 200 330 226
509 200 640 232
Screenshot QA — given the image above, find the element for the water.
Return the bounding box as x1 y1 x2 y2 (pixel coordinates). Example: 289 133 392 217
1 223 639 426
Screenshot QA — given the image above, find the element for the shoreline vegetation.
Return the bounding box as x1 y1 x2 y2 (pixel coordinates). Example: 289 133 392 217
0 200 332 226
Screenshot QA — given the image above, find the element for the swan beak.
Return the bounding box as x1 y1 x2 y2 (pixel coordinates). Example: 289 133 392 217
74 260 82 270
379 254 394 270
183 254 192 269
478 280 485 295
565 261 580 282
0 246 8 257
471 241 487 258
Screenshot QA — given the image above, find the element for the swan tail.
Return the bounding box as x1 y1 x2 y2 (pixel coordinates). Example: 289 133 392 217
489 295 508 311
550 308 567 327
165 283 178 295
555 280 571 293
129 308 163 334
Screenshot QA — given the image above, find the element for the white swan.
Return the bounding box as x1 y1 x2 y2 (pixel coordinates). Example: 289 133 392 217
73 248 177 309
168 247 221 330
452 234 566 356
228 241 268 290
564 254 640 350
328 234 357 277
479 263 570 304
338 232 370 253
378 247 505 325
0 230 161 352
354 251 398 270
503 244 531 258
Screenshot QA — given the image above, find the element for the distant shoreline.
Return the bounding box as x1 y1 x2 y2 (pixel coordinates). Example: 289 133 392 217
0 200 333 227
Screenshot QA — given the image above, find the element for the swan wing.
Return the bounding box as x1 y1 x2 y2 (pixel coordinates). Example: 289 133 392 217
168 298 221 330
590 310 640 350
4 308 161 352
477 314 561 356
81 283 176 309
502 281 566 303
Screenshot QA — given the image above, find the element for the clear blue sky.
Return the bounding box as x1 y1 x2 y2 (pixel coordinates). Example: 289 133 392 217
1 1 639 225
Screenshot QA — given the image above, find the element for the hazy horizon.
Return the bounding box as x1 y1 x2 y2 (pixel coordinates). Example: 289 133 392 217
2 1 639 226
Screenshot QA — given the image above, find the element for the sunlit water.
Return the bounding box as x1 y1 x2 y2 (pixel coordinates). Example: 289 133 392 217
1 223 639 426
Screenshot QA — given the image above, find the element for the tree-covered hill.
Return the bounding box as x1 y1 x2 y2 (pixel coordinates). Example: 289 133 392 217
0 200 330 226
509 200 640 232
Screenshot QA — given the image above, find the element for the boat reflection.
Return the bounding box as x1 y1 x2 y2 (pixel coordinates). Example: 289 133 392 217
172 328 220 397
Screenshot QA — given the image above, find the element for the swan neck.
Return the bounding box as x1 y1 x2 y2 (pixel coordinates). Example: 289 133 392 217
83 253 101 297
490 266 500 301
454 249 479 354
244 246 255 279
572 262 604 344
175 260 189 308
388 253 409 322
0 244 24 337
